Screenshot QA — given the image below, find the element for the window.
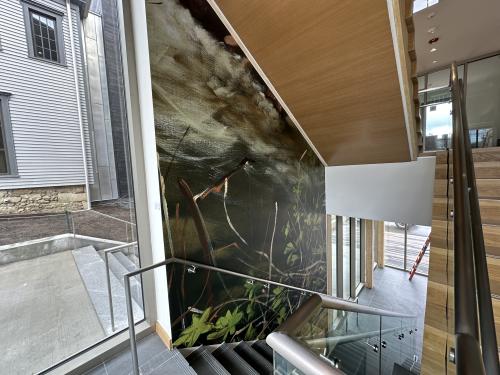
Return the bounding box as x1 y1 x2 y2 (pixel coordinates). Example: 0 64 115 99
0 93 16 175
30 11 58 62
21 1 65 64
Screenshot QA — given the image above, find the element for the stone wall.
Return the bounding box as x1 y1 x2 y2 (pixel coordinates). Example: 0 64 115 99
0 186 87 215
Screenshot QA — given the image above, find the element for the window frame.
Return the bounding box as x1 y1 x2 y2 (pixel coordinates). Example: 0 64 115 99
0 92 18 176
21 0 66 65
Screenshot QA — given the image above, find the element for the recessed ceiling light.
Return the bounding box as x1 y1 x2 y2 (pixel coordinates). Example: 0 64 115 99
428 37 439 44
432 60 438 64
430 48 437 52
428 12 436 19
428 27 437 34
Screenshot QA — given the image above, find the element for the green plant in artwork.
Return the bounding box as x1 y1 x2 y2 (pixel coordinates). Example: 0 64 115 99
173 307 213 347
207 309 244 341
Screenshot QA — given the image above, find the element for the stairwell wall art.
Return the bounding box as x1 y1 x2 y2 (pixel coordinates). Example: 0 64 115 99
146 0 327 347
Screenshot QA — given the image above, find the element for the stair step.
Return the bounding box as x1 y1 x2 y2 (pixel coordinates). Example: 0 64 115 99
212 343 259 375
435 148 500 165
234 341 273 375
114 251 138 272
435 161 500 179
252 340 274 363
432 198 500 225
186 347 230 375
103 252 143 309
431 220 500 257
427 246 500 295
72 246 143 335
434 178 500 199
424 280 500 345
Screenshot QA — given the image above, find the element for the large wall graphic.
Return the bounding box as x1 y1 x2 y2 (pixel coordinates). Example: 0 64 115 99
146 0 327 347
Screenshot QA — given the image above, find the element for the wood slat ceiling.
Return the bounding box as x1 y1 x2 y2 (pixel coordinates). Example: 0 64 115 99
210 0 413 166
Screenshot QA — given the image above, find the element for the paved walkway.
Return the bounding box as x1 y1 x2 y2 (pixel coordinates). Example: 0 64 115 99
0 251 106 374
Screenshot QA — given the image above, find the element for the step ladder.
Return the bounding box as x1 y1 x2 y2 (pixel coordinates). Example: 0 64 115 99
409 234 431 281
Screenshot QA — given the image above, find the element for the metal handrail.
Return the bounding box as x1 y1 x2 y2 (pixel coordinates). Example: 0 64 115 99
450 62 500 375
123 257 415 375
267 293 415 374
103 242 138 332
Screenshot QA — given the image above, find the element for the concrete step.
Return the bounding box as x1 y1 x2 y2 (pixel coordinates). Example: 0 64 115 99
432 197 500 225
435 147 500 165
72 246 143 335
103 251 143 310
434 178 500 199
114 251 138 273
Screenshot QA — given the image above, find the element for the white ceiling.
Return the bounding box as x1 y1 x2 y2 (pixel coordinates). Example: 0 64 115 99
414 0 500 74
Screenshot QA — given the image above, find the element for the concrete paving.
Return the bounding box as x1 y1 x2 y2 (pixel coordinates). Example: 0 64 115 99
0 251 106 375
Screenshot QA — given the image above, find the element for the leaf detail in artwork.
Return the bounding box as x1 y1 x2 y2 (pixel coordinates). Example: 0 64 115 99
173 307 213 347
207 309 244 341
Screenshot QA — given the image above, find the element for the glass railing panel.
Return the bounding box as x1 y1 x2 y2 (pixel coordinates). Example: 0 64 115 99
380 316 419 374
289 307 382 374
167 262 313 348
274 352 306 375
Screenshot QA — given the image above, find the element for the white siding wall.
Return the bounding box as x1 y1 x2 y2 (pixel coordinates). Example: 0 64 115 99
0 0 93 189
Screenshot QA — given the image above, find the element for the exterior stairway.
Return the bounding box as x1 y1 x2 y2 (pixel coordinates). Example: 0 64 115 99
421 147 500 374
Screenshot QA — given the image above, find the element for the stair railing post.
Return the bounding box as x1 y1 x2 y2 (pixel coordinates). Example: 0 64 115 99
125 273 140 375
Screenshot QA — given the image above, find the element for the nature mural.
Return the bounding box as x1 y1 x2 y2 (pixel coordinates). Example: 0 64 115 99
146 0 327 347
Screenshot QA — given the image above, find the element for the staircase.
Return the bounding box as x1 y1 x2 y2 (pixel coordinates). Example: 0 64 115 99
72 245 144 335
421 147 500 374
182 341 273 375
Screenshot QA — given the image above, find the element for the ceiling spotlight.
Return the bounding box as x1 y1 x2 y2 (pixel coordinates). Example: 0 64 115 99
428 27 437 34
432 60 438 64
430 48 437 52
428 37 439 44
427 12 436 19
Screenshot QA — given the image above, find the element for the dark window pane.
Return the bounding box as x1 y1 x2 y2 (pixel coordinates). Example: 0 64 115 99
0 151 7 173
43 48 51 60
29 10 58 62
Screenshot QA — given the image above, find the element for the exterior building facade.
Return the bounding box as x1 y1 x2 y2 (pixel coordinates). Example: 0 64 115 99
0 0 129 214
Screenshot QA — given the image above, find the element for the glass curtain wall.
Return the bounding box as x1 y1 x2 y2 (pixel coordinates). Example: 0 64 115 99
384 222 431 275
420 54 500 151
330 216 365 300
0 1 142 374
331 215 337 296
342 216 351 299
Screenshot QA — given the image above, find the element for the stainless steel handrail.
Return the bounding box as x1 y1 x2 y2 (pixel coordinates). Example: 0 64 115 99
103 242 138 332
267 292 414 374
123 258 415 375
450 62 500 375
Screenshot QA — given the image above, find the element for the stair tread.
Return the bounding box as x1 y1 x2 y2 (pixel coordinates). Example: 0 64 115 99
103 252 143 308
213 343 259 375
72 246 143 335
114 251 138 272
252 340 274 363
186 347 230 375
234 341 273 375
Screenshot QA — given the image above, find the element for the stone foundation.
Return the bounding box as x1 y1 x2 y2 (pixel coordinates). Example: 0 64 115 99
0 186 87 215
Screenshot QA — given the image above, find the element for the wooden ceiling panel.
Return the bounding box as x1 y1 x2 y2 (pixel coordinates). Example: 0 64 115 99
211 0 413 165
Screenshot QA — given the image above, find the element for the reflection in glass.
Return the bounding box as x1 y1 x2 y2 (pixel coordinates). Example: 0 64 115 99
355 218 361 288
466 55 500 148
332 216 337 296
343 217 350 299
